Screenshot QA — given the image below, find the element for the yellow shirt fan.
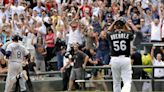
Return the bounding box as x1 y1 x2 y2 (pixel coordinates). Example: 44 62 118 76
142 53 152 74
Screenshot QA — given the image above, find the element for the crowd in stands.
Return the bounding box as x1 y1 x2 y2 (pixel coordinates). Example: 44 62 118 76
0 0 164 91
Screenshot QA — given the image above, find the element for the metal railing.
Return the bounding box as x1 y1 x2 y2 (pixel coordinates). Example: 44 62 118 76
1 65 163 91
79 65 164 91
141 42 164 46
0 71 62 77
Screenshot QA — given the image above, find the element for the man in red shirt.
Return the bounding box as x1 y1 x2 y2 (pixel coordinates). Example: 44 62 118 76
4 0 14 5
80 0 92 17
45 0 58 12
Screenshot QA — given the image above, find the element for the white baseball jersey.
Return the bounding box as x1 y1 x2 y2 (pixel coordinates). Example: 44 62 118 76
6 42 29 62
2 41 24 50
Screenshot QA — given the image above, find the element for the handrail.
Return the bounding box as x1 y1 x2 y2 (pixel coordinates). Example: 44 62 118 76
0 71 62 77
83 65 164 91
75 79 164 82
75 79 152 82
85 65 164 69
141 42 164 46
1 65 163 76
1 65 164 91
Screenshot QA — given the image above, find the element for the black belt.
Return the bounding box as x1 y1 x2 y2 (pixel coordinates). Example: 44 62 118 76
112 55 129 57
154 77 164 79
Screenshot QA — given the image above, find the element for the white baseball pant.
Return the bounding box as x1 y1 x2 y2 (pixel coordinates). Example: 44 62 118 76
111 56 132 92
4 62 26 92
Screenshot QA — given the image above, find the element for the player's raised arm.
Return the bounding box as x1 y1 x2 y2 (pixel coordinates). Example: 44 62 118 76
107 19 117 32
126 19 139 32
108 18 135 32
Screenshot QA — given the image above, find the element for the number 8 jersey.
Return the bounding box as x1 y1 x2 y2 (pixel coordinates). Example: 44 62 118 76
108 31 133 57
6 42 29 62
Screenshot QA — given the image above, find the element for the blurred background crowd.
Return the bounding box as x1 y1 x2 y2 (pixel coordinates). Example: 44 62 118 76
0 0 164 91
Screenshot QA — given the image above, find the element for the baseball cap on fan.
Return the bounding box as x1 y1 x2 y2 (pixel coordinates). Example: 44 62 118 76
51 8 57 12
67 13 73 17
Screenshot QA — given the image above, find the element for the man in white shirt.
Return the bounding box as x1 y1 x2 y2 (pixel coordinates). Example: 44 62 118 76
8 3 17 17
32 10 42 22
33 1 45 15
67 20 83 51
0 5 7 20
0 15 8 28
151 46 164 91
14 2 25 16
92 2 100 18
150 18 162 42
42 11 50 24
36 21 47 36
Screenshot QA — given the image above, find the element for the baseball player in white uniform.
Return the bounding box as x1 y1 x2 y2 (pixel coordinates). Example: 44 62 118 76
4 35 29 92
108 19 133 92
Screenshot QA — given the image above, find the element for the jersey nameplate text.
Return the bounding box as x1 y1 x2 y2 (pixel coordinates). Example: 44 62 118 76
110 33 129 40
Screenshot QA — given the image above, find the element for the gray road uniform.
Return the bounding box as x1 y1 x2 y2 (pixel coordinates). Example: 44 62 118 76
4 42 29 92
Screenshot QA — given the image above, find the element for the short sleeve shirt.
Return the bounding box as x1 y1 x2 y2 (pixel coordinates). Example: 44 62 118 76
108 31 133 56
73 51 87 68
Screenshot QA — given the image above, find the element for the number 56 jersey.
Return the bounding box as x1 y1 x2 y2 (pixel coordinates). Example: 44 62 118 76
108 31 133 57
6 42 29 62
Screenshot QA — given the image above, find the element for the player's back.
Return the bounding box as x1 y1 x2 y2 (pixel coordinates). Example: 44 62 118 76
109 31 133 57
6 42 28 62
